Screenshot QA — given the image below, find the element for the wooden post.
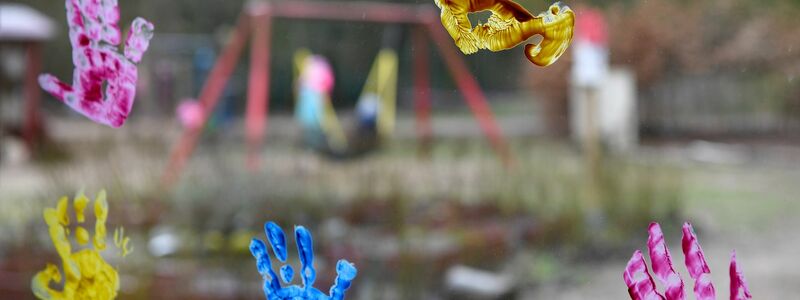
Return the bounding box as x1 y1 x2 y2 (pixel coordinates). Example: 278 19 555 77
584 87 601 176
23 42 43 150
583 86 604 236
413 26 432 157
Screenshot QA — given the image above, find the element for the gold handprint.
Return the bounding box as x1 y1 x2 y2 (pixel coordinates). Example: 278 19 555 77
31 190 132 300
434 0 575 66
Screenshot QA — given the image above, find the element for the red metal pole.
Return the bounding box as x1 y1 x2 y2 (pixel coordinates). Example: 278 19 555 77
162 16 251 186
272 1 435 24
23 43 43 150
245 9 273 170
413 27 432 154
425 21 513 166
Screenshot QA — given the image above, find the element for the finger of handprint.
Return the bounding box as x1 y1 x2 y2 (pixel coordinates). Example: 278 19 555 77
336 260 357 281
623 250 665 300
526 3 574 67
265 222 289 262
472 13 526 51
280 265 295 284
78 0 103 43
124 17 154 63
72 1 107 49
648 223 685 300
294 226 317 286
730 251 752 300
43 208 81 281
50 197 81 277
38 74 72 102
74 192 91 245
74 192 90 223
98 0 122 45
249 239 272 275
681 223 715 299
452 16 479 54
329 259 358 300
436 0 479 55
93 190 109 250
66 0 87 35
114 227 133 257
249 238 282 292
76 0 122 45
55 196 70 227
524 43 543 64
32 264 64 300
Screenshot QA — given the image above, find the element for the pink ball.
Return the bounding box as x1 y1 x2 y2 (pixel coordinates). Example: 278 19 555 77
302 56 335 93
176 99 204 129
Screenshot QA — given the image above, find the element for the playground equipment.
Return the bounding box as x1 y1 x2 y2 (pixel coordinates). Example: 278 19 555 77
293 49 398 157
162 1 515 186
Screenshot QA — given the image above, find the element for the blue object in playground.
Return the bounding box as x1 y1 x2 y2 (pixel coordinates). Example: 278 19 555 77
295 85 326 130
250 222 358 300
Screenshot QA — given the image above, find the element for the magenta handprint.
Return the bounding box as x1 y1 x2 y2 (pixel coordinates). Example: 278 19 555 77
624 222 752 300
39 0 154 128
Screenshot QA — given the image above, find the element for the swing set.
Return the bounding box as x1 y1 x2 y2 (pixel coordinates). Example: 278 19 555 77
162 0 513 186
292 48 398 156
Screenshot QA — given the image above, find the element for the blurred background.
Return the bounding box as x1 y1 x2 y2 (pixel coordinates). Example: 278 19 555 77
1 0 800 299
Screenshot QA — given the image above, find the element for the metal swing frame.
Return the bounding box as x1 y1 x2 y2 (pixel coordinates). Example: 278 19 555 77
162 1 513 186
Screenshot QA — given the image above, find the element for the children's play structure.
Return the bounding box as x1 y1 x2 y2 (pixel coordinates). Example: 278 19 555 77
162 1 514 185
293 48 398 157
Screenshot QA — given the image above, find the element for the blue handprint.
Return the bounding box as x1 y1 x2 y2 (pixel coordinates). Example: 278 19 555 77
250 222 357 300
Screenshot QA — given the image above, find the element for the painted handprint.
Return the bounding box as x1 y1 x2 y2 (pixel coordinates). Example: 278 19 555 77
624 222 752 300
250 222 357 300
434 0 574 66
31 190 133 300
39 0 154 128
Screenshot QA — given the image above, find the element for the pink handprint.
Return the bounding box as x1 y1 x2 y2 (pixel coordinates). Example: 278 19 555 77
624 222 752 300
39 0 154 128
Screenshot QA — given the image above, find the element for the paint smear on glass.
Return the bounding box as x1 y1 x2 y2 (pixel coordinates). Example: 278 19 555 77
729 251 752 300
250 221 357 300
623 222 752 300
39 0 154 128
682 223 715 300
623 250 666 300
648 223 686 300
31 190 132 300
433 0 574 66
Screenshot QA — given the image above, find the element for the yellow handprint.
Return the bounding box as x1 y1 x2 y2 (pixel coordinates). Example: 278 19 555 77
434 0 575 66
31 190 132 300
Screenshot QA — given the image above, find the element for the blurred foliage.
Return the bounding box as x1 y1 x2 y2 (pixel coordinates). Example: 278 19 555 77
157 139 683 295
169 138 683 252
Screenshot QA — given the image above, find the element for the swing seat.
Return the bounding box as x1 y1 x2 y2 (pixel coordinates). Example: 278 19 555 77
293 49 398 158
